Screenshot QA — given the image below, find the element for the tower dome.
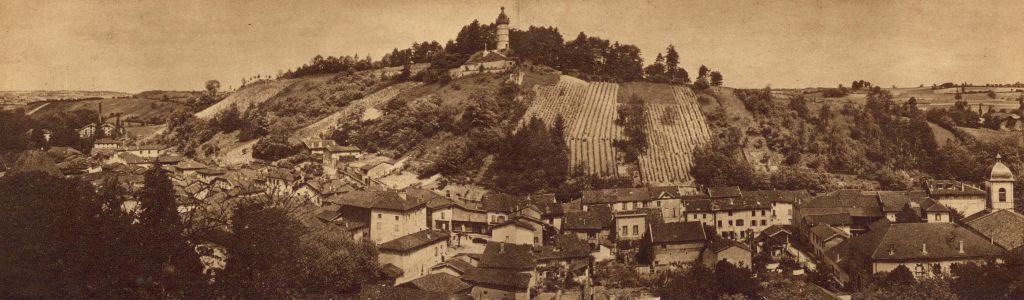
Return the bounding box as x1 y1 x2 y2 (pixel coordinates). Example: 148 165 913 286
496 7 510 25
991 154 1015 181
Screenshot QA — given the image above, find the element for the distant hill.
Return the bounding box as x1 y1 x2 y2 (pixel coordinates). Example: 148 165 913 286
0 90 131 105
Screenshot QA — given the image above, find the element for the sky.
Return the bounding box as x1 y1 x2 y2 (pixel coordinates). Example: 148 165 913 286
1 0 1023 92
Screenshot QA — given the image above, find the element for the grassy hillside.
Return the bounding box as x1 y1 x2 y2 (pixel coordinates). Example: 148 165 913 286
195 79 298 119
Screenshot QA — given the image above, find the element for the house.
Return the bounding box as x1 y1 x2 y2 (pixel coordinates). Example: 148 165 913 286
302 138 338 157
121 144 165 158
529 194 565 230
613 208 662 241
397 273 471 295
316 204 369 240
430 254 477 277
581 187 653 213
796 190 884 236
647 221 708 270
463 267 532 300
331 190 427 244
985 112 1024 131
562 205 614 249
93 138 120 152
416 188 488 238
174 159 207 178
749 190 810 225
441 184 489 203
925 179 987 216
481 192 523 226
835 222 1004 282
377 229 450 284
534 234 593 285
195 168 225 184
898 199 952 223
702 238 753 269
681 190 773 241
264 167 296 195
465 241 537 300
490 217 541 246
757 225 795 257
295 178 353 206
809 223 850 258
962 209 1024 251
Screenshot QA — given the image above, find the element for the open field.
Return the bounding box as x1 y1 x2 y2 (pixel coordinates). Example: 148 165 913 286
29 97 189 124
957 126 1024 144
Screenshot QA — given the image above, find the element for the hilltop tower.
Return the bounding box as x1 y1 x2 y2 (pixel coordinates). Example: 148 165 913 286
496 7 510 51
988 154 1015 210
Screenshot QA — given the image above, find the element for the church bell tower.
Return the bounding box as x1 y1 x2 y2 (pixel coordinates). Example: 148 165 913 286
989 154 1015 210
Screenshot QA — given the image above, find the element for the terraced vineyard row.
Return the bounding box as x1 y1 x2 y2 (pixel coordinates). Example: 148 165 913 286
634 86 711 184
521 76 621 176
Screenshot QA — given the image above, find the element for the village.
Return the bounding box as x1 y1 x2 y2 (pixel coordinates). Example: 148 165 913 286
4 3 1024 300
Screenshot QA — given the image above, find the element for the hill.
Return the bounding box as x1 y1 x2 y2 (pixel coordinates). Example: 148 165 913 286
0 90 131 105
29 95 191 125
195 79 298 119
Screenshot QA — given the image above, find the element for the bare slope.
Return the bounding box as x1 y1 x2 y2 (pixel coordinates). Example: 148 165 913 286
290 82 421 142
195 79 297 119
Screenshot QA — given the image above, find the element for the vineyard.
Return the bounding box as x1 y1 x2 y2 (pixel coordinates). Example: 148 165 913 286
522 75 622 176
521 75 712 185
290 82 421 142
635 86 712 185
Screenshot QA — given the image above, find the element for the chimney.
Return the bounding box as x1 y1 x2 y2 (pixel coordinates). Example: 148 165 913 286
922 243 928 255
959 240 964 254
97 102 103 124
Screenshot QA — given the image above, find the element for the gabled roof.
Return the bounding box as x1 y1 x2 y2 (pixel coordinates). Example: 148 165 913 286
649 186 682 199
742 190 810 204
805 213 854 226
849 222 1004 261
493 217 537 231
462 267 531 291
875 191 930 212
709 238 752 253
810 223 849 243
400 273 471 295
302 138 338 150
535 234 592 261
582 187 651 204
650 221 706 244
563 205 613 231
464 50 511 65
332 190 424 211
964 209 1024 250
481 192 524 213
479 242 536 271
378 229 449 253
195 168 226 176
431 258 476 275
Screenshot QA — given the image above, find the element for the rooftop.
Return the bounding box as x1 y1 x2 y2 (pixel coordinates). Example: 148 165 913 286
849 222 1004 261
964 209 1024 251
479 242 536 271
650 221 706 244
462 268 531 291
399 273 471 295
378 229 449 253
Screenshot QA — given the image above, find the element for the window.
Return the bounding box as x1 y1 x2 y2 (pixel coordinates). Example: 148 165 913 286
661 244 667 249
633 225 639 235
703 213 708 219
728 220 733 226
717 220 723 228
751 211 756 217
657 201 661 207
1000 188 1008 202
441 212 445 219
761 220 767 226
740 231 745 238
378 213 382 218
534 237 539 244
622 226 628 236
394 223 399 232
762 210 766 216
736 219 744 226
728 211 733 216
395 216 399 221
934 213 941 221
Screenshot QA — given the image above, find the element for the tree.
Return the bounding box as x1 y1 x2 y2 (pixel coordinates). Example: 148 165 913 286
885 265 915 286
691 143 755 189
135 167 205 296
665 45 680 74
698 65 710 79
656 261 760 300
205 80 221 97
0 173 142 298
217 202 380 297
613 95 648 163
710 71 723 86
988 90 998 99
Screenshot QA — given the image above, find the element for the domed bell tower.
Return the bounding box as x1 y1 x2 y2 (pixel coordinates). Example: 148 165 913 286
989 154 1015 210
496 7 510 51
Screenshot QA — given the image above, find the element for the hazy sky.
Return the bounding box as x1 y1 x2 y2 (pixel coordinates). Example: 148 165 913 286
2 0 1022 92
